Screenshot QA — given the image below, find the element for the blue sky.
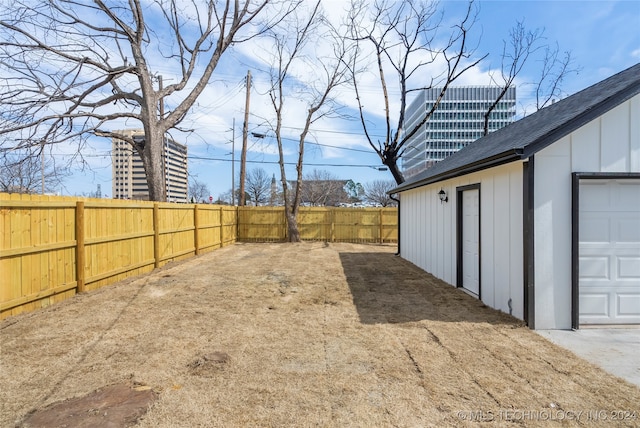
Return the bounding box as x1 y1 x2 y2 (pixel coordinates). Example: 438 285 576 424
56 0 640 200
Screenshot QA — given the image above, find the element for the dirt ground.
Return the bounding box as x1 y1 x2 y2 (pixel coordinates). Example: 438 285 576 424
1 242 639 427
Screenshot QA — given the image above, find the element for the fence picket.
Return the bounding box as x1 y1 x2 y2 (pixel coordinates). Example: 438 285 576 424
76 202 85 293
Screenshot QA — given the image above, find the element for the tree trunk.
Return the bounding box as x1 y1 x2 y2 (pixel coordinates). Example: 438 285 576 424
141 127 166 202
285 209 301 242
483 111 490 136
384 159 405 185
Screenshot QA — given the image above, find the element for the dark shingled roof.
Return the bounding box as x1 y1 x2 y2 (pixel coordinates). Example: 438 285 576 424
392 63 640 193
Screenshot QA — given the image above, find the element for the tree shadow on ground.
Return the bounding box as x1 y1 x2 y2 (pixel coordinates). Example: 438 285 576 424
339 252 522 326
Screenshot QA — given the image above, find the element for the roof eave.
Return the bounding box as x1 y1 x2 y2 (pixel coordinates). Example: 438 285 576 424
390 149 525 194
521 81 640 159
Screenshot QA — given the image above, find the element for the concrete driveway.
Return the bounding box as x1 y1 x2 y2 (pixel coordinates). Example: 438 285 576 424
537 328 640 388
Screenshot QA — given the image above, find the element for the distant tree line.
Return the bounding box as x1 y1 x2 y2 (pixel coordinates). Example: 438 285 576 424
211 168 396 207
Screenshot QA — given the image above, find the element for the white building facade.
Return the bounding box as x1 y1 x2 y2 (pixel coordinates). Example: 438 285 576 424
393 65 640 330
402 86 516 179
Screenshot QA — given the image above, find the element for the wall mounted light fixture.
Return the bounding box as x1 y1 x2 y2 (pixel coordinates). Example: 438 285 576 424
438 189 448 203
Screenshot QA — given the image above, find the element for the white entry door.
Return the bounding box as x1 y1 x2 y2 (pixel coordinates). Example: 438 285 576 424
579 179 640 325
462 189 480 296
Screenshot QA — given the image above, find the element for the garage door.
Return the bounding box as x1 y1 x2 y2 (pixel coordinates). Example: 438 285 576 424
579 179 640 325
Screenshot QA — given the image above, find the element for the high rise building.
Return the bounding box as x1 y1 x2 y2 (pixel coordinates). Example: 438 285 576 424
111 129 188 202
401 86 516 179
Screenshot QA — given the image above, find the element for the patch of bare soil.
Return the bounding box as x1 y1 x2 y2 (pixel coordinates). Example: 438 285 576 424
22 383 157 427
1 242 639 427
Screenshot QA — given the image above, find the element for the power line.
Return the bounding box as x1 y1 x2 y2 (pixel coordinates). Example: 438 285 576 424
43 134 376 156
39 152 383 169
277 136 373 153
188 155 383 169
277 125 387 139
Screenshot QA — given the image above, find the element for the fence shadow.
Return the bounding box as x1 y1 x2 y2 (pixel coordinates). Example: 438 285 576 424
338 252 520 326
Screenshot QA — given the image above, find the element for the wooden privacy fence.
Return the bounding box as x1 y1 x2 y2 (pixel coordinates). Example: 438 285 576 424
1 194 397 318
237 206 398 243
0 194 237 319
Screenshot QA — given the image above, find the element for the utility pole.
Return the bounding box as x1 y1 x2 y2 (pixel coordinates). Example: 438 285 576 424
239 70 251 206
232 118 236 206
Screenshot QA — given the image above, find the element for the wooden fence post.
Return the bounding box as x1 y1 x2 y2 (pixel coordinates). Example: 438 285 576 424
153 203 160 268
235 206 240 241
234 206 238 242
219 206 224 246
75 201 85 293
283 208 287 241
379 208 384 244
330 209 335 243
194 204 200 255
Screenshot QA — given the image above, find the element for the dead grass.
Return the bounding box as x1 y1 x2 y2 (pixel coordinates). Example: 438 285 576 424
1 242 639 427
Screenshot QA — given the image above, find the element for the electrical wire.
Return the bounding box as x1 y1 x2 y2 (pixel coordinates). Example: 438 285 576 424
187 154 382 169
34 151 384 169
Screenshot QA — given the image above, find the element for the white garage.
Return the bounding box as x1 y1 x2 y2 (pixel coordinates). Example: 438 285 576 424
577 178 640 325
392 63 640 330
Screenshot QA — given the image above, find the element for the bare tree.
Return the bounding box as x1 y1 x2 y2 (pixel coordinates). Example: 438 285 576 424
188 178 210 203
265 1 351 241
300 169 347 206
364 180 396 207
245 167 271 206
534 43 577 110
0 150 67 194
215 190 233 205
0 0 296 201
483 21 577 135
346 0 484 184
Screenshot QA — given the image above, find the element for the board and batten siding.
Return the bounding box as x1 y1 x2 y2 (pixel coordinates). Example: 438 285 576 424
400 161 524 320
534 93 640 329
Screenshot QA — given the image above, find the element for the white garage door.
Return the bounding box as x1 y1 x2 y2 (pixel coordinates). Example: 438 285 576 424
579 179 640 325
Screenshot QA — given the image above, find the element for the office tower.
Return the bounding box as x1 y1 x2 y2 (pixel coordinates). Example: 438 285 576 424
111 129 188 202
402 87 516 178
